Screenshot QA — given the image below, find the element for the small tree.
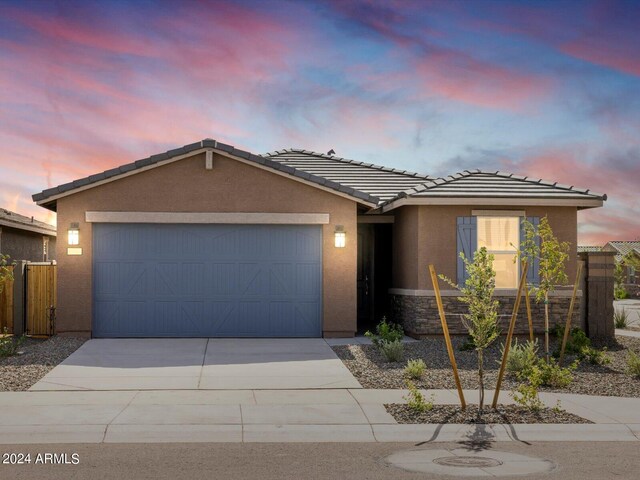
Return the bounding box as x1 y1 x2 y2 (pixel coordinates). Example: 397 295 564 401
0 254 13 295
441 247 499 415
614 261 628 299
520 217 569 362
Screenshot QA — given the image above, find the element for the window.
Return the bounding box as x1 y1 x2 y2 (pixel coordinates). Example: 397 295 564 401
477 216 519 288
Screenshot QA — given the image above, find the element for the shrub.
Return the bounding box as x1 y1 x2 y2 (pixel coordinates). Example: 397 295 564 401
580 346 611 366
404 381 434 413
404 359 426 380
627 351 640 378
458 335 476 351
511 365 544 412
365 317 404 348
614 286 629 300
0 328 25 357
538 358 578 388
503 339 538 378
614 309 629 329
553 325 590 355
379 339 404 363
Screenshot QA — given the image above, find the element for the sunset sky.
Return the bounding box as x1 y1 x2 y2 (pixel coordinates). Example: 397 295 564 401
0 0 638 244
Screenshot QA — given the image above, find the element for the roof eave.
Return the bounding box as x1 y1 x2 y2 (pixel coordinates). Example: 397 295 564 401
380 196 605 213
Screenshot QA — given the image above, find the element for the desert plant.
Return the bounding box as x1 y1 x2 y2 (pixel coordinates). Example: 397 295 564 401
538 357 578 388
520 217 570 362
614 285 629 300
579 346 611 366
0 253 13 295
379 339 404 362
0 328 25 357
511 365 544 412
404 359 427 380
503 339 538 378
458 335 476 351
615 309 629 329
440 247 499 415
404 381 434 413
365 317 404 348
553 325 590 355
627 350 640 378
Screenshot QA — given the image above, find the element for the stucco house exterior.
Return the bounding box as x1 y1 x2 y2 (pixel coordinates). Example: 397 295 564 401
32 139 605 338
0 208 56 262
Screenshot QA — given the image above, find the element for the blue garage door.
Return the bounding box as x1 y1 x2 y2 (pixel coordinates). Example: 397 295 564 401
92 224 322 337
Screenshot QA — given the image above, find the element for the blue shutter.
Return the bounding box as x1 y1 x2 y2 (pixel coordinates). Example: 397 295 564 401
457 216 477 286
520 216 540 285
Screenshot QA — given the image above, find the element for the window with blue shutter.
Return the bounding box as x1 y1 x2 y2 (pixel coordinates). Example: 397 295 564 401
520 216 541 285
456 216 477 286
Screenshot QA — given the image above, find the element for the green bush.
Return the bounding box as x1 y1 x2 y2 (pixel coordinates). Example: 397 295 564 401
511 365 544 412
379 339 404 363
580 346 611 365
0 328 25 357
458 335 476 351
404 359 426 380
627 351 640 378
614 285 629 300
404 381 434 413
365 317 404 348
503 339 538 378
538 358 578 388
614 309 629 329
553 325 590 355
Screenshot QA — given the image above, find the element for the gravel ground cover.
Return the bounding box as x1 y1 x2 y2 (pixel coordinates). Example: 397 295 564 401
0 336 86 391
333 335 640 397
385 404 591 424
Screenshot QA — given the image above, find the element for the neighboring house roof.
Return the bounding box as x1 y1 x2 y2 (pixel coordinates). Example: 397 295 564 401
578 246 603 253
0 208 56 236
32 139 607 212
603 241 640 262
381 170 606 211
263 149 432 202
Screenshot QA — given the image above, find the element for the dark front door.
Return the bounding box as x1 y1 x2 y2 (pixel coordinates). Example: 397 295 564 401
357 224 374 331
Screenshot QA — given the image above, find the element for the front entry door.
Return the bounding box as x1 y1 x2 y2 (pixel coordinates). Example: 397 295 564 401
357 224 374 331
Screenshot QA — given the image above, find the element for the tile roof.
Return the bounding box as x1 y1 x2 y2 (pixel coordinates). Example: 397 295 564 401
262 149 432 202
390 170 606 203
31 140 607 211
0 207 56 235
605 241 640 260
577 246 603 253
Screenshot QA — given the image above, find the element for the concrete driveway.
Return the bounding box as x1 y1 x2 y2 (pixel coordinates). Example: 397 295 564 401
30 338 361 391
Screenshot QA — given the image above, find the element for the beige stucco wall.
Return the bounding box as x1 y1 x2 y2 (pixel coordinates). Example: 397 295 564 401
392 205 579 290
55 152 358 337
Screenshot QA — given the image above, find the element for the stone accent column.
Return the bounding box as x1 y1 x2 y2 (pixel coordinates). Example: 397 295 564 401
578 251 615 339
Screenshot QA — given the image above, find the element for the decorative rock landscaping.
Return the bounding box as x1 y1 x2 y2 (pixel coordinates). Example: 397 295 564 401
0 336 86 391
385 404 591 424
332 335 640 397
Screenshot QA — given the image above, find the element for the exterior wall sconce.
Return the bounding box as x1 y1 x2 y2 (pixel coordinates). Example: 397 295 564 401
334 225 346 248
68 223 80 245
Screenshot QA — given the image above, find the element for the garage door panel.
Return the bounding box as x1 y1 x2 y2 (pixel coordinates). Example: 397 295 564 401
93 224 322 337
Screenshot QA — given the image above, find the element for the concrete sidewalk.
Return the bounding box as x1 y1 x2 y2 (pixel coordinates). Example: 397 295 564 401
0 389 639 444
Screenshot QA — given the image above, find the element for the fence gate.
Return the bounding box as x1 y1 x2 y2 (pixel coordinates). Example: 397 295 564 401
26 262 57 336
0 265 14 333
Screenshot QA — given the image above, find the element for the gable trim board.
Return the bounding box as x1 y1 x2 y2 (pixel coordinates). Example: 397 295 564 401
85 211 330 224
34 144 379 210
381 196 603 212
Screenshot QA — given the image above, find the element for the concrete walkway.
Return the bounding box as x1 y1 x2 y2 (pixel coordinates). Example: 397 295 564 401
31 338 362 391
1 388 639 444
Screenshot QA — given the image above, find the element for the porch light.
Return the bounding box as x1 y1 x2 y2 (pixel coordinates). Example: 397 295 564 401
334 225 346 248
68 223 80 245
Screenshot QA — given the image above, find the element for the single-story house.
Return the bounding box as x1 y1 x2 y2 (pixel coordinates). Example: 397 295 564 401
603 241 640 295
0 208 56 262
32 139 605 338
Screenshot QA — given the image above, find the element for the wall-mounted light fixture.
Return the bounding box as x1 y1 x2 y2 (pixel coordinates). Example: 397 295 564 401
334 225 346 248
68 222 80 245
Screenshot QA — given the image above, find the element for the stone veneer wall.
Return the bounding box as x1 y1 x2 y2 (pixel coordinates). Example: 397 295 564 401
390 293 581 337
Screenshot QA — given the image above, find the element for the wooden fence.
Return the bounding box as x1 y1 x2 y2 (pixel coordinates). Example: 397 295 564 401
0 266 14 333
25 263 57 336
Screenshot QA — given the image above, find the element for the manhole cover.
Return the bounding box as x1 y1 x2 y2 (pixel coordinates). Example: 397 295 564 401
433 456 503 468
